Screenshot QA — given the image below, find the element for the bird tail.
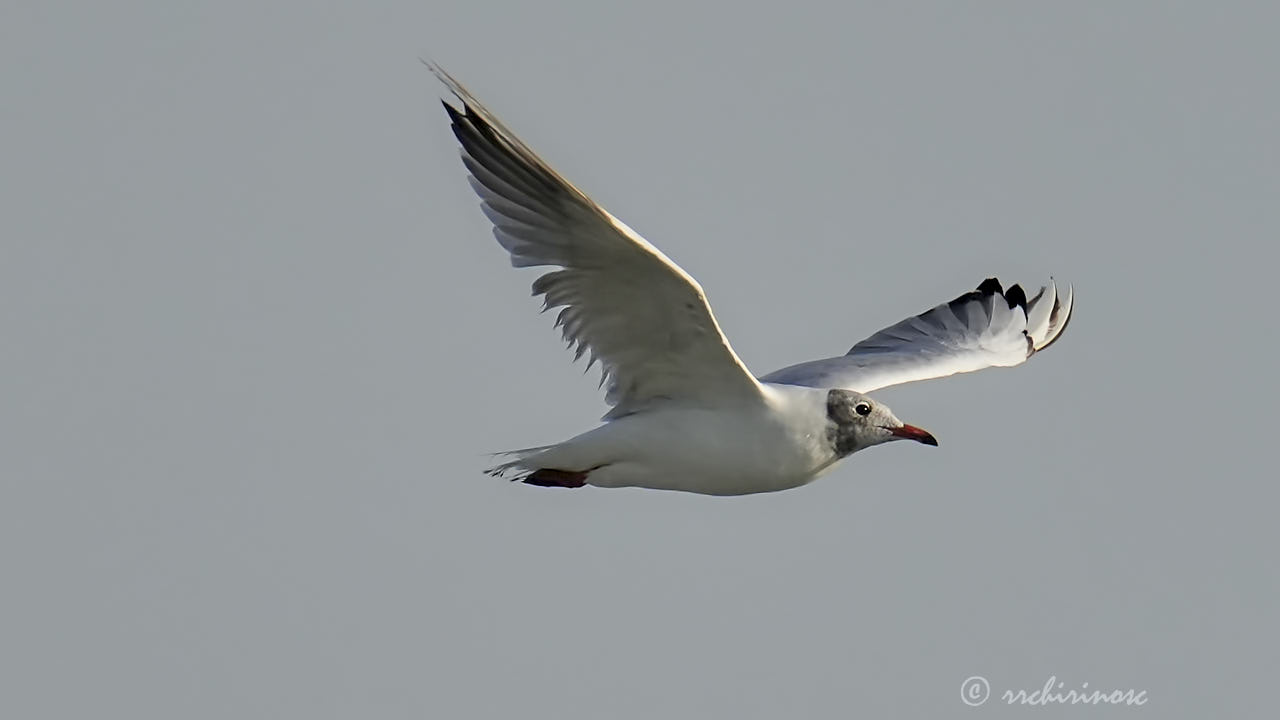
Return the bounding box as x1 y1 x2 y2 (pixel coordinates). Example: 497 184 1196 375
484 444 554 480
484 444 593 488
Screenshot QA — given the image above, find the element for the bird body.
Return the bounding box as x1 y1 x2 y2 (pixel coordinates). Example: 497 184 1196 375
431 63 1072 496
496 384 837 496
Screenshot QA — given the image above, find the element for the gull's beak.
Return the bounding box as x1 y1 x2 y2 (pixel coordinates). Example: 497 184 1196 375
888 424 939 446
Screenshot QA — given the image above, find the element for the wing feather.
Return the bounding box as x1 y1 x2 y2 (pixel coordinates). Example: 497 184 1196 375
760 278 1073 392
431 64 763 417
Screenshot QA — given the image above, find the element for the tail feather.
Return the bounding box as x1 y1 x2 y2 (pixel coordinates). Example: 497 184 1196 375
484 445 598 489
484 444 552 481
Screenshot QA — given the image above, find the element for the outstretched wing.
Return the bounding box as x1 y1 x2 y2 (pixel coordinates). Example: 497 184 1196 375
759 278 1073 393
431 64 764 418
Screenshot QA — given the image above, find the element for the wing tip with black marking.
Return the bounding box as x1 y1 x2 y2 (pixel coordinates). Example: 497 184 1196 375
955 276 1073 356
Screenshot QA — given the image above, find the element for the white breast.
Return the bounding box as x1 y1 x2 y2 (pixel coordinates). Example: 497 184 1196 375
559 385 837 495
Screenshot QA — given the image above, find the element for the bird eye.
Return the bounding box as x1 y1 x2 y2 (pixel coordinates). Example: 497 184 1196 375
854 402 872 416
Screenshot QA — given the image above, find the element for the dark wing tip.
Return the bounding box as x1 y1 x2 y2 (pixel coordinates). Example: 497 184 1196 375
949 276 1007 312
427 62 487 128
441 98 465 124
976 277 1003 295
1005 283 1027 310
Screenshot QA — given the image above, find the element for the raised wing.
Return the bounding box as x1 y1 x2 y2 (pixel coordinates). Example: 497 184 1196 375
431 64 764 418
759 278 1073 392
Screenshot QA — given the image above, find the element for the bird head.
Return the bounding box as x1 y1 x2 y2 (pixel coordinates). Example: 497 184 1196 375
825 389 938 456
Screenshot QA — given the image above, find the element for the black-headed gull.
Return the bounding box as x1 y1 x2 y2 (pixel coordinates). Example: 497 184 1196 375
431 64 1073 496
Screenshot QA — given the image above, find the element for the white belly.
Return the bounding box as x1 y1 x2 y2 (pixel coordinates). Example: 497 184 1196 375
532 391 837 496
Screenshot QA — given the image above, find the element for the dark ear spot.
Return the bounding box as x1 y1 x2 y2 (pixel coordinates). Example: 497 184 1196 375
825 390 861 456
826 389 856 423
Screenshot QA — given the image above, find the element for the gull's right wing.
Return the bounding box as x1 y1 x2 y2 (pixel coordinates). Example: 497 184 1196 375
432 64 765 419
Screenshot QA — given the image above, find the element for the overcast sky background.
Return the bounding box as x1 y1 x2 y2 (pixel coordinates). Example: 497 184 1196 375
3 2 1277 718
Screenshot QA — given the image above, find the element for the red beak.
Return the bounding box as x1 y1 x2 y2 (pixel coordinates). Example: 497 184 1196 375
888 424 939 446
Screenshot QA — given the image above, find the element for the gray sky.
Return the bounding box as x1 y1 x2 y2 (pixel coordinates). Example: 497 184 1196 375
3 2 1277 718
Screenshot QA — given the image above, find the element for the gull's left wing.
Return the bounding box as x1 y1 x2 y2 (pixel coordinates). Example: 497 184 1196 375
759 278 1073 393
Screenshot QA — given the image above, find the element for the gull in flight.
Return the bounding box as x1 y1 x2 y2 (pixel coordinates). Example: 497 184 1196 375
431 64 1073 496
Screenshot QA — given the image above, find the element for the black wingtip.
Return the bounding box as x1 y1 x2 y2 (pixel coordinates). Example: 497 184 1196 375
976 277 1003 295
1005 283 1027 310
951 277 1007 308
440 98 465 125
